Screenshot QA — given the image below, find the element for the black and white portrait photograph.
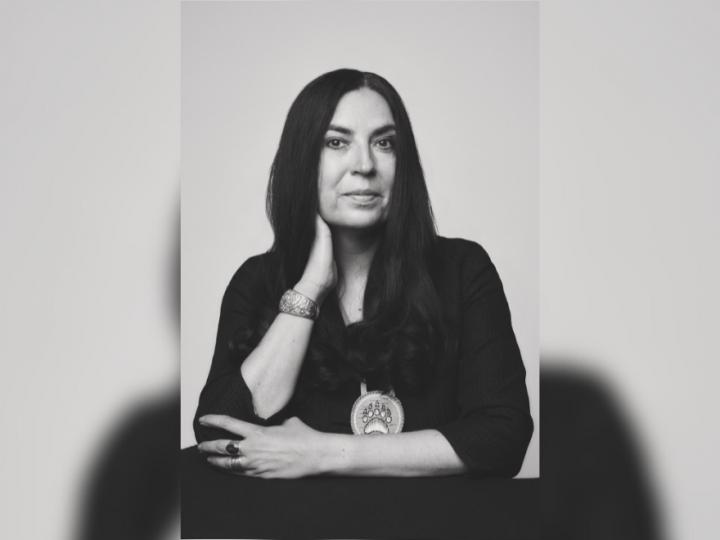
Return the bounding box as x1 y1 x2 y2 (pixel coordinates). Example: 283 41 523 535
7 0 720 540
180 1 539 537
8 2 720 540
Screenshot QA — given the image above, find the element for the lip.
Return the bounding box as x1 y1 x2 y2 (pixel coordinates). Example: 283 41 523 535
343 190 381 196
343 191 381 205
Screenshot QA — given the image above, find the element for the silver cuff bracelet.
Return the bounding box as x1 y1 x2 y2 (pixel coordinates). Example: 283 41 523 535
278 289 319 320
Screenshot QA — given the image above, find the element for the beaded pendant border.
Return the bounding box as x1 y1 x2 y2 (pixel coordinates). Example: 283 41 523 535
350 390 405 435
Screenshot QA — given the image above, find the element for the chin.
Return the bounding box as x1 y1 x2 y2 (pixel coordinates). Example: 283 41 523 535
325 212 387 231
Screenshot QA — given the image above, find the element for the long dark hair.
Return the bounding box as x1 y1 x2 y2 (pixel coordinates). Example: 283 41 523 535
264 69 443 394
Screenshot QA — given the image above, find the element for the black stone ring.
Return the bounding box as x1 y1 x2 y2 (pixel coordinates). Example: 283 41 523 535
226 441 242 456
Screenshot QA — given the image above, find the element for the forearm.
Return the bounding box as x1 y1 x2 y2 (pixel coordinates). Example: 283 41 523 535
240 280 326 419
318 430 467 477
239 312 313 418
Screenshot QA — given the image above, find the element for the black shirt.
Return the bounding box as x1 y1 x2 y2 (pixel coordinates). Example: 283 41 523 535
193 236 533 477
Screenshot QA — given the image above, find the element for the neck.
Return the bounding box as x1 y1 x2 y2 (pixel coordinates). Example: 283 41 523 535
332 227 381 287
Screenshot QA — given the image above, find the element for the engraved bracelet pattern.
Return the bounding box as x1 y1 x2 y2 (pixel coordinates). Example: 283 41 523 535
278 289 319 320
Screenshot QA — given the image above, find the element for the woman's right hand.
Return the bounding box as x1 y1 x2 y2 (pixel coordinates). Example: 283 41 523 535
295 215 337 304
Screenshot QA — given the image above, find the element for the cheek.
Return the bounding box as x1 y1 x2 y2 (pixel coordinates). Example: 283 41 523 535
317 157 341 215
378 155 397 190
319 151 346 178
317 185 334 218
318 152 346 185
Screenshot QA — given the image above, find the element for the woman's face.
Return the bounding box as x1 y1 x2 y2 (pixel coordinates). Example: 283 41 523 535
317 88 396 230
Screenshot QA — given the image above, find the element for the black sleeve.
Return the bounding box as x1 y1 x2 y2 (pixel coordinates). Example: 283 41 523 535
436 241 534 477
193 255 278 443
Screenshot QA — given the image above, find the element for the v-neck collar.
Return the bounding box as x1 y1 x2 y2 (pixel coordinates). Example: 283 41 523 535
324 291 362 331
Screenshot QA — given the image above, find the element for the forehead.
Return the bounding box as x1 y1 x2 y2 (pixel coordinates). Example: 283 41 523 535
329 88 394 130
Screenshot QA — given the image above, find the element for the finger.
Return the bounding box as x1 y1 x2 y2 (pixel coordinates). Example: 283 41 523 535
244 462 271 477
207 455 248 473
198 415 260 438
197 439 245 456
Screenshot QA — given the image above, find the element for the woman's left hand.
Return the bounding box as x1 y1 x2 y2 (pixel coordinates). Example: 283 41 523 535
197 415 330 479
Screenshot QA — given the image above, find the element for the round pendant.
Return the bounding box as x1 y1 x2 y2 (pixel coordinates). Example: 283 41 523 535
350 391 404 435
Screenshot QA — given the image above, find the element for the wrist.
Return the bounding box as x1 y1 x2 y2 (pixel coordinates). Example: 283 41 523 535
315 433 354 475
294 279 329 304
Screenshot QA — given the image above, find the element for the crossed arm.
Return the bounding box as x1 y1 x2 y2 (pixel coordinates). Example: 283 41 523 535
197 414 467 479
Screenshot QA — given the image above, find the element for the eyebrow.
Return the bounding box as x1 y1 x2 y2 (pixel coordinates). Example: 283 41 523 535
326 123 396 138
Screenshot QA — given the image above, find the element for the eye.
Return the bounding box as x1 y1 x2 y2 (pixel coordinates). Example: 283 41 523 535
325 138 347 150
374 137 395 152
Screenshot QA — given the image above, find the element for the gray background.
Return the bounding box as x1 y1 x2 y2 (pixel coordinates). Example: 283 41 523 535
1 2 180 539
181 1 540 478
1 2 719 539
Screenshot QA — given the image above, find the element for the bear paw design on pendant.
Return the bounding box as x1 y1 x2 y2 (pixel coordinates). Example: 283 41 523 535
350 389 404 435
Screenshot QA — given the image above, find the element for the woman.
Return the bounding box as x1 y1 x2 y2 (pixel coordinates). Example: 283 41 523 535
194 69 532 478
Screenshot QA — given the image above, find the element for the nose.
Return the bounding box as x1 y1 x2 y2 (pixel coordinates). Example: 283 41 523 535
351 143 376 177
